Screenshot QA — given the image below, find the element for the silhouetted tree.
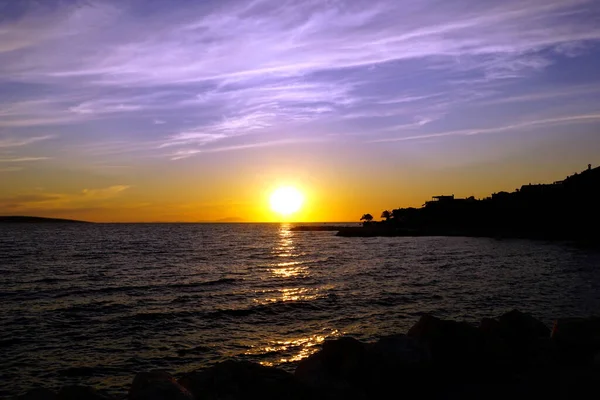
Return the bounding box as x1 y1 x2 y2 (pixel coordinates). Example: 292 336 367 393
381 210 392 221
360 213 373 223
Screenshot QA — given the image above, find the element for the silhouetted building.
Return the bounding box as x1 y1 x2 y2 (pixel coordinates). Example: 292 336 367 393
424 195 455 207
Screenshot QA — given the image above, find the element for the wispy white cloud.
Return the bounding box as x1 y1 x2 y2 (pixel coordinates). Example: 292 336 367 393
0 184 131 211
0 135 54 148
0 156 50 162
169 138 324 160
479 84 600 105
81 185 130 198
372 113 600 142
0 167 23 173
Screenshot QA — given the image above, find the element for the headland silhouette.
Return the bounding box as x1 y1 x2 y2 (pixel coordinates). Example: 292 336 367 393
295 164 600 245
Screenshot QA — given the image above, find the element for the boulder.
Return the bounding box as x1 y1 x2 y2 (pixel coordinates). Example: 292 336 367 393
479 312 553 367
19 388 56 400
294 337 369 399
365 334 433 397
56 386 111 400
129 371 193 400
407 314 483 365
478 318 523 366
552 317 600 365
479 317 501 335
497 310 550 344
295 337 367 386
179 360 303 400
368 334 431 367
593 351 600 366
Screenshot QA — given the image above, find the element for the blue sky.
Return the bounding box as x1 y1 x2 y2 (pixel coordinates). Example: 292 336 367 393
1 0 599 221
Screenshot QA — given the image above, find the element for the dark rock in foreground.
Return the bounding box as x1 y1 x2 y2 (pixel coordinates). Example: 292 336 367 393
19 386 110 400
17 310 600 400
179 360 306 400
129 371 193 400
552 316 600 365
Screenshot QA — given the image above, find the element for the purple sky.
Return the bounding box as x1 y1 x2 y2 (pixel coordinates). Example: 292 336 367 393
1 0 600 221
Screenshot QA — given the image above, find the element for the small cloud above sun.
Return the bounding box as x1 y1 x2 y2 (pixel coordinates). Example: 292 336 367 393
270 186 304 216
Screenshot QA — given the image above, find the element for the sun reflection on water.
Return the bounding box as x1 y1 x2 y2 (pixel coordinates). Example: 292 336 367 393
269 224 308 278
273 224 295 256
254 287 321 304
243 224 341 366
245 330 341 366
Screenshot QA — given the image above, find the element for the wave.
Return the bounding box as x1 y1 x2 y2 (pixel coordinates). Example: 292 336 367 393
46 278 242 298
210 294 338 318
118 293 338 324
169 278 239 289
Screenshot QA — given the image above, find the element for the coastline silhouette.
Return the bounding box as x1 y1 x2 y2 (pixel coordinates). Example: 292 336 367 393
295 164 600 245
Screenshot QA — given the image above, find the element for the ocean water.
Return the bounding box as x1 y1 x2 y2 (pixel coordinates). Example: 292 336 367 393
1 223 600 396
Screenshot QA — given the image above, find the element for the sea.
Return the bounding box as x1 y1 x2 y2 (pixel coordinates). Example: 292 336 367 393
1 223 600 397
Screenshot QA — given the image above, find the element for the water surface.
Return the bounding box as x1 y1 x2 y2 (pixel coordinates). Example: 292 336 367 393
1 223 600 396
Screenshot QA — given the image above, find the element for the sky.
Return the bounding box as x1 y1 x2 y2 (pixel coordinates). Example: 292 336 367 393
1 0 599 222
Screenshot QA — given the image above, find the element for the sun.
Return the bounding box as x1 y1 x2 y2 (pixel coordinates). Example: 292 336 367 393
270 186 304 216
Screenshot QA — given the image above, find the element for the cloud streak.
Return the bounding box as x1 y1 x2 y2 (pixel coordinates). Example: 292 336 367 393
371 114 600 143
0 185 131 212
0 135 54 148
0 156 50 162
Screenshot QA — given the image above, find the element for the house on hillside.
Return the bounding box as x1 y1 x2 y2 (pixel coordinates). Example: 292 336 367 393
425 195 455 207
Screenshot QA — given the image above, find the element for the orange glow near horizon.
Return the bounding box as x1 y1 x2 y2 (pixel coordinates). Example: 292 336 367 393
1 159 596 223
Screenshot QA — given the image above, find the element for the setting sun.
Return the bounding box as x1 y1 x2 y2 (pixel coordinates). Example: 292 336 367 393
269 187 304 216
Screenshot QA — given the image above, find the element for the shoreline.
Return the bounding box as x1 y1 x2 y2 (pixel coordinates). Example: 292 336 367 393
16 310 600 400
290 225 600 247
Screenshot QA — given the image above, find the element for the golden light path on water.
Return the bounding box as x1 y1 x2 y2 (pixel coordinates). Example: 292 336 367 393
246 224 342 366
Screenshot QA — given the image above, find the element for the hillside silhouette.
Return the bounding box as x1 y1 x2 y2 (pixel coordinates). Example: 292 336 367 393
338 164 600 243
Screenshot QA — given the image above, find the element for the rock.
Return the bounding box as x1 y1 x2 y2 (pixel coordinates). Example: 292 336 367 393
295 337 367 388
479 311 552 367
407 314 483 365
368 334 431 367
319 337 367 379
479 317 501 334
19 388 56 400
365 334 433 398
129 371 193 400
56 386 110 400
478 318 521 366
497 310 550 344
593 351 600 366
552 317 600 365
179 360 303 400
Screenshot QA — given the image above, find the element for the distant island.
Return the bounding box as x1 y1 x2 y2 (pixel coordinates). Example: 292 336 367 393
0 216 90 224
295 164 600 245
214 217 248 223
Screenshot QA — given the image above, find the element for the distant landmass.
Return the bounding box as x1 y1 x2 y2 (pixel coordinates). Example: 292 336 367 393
214 217 247 223
0 216 90 223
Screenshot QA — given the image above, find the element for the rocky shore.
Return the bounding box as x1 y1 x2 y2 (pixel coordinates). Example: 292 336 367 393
17 310 600 400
